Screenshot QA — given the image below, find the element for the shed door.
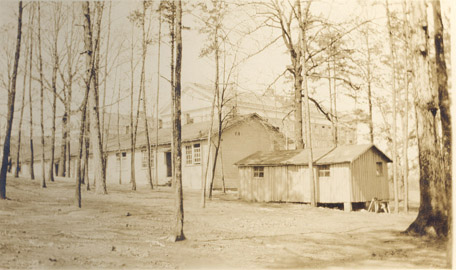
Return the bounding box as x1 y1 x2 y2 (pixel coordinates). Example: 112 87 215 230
317 165 331 202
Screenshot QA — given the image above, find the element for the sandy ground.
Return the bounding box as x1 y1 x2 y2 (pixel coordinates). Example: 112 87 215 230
0 176 448 269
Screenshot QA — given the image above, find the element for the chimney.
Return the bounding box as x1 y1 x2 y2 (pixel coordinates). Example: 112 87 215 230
185 113 193 124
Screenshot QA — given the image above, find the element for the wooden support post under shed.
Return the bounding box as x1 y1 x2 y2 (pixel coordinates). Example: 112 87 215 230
344 202 352 212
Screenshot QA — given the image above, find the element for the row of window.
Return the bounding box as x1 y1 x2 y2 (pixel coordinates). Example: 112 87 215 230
251 162 384 178
119 151 385 178
116 144 203 169
142 144 202 169
252 165 331 178
116 150 156 169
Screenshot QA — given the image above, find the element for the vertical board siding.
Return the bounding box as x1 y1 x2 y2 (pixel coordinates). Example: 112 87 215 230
239 148 390 204
287 165 302 202
351 149 390 202
240 165 309 203
318 164 351 203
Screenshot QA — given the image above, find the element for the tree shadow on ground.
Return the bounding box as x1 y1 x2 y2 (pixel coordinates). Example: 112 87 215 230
265 229 447 269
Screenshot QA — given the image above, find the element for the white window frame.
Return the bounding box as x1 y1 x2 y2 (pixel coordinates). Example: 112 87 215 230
141 149 155 169
185 145 193 165
185 144 201 165
149 147 154 168
141 149 148 168
193 144 201 164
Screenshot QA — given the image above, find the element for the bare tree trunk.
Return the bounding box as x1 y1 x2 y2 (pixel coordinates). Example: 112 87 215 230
142 89 153 189
129 22 137 191
432 0 451 218
88 2 107 195
76 95 89 208
297 0 316 207
37 2 46 188
48 75 56 182
82 1 93 190
155 4 162 188
220 145 225 194
169 2 176 187
365 27 374 144
81 139 86 185
28 4 35 180
48 3 62 183
271 0 304 150
117 78 122 185
58 113 68 177
62 5 76 179
76 0 98 207
93 3 104 189
208 24 221 199
15 25 29 178
84 115 90 190
208 129 221 199
101 1 112 156
140 1 153 189
293 71 304 150
327 60 336 146
172 0 185 242
406 0 448 237
386 0 399 214
66 121 71 177
202 85 216 208
0 1 23 199
401 0 410 213
431 0 451 264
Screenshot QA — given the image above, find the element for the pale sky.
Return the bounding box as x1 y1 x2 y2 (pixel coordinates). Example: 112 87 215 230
0 0 452 148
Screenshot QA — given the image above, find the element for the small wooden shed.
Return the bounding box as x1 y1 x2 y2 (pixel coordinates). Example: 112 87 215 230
235 144 392 211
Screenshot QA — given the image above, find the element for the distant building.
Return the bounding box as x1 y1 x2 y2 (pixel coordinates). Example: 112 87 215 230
20 113 286 190
159 83 356 149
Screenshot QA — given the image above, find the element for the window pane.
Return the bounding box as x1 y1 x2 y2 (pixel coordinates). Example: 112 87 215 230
149 149 154 168
193 144 201 164
141 150 147 168
253 167 264 178
186 145 192 165
376 162 383 176
319 165 330 177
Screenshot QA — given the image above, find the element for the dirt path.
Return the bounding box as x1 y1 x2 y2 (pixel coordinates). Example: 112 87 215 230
0 176 447 269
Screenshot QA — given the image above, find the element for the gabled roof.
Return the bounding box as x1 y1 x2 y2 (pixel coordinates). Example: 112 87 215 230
236 148 331 166
317 144 392 164
20 113 284 162
105 113 282 153
235 144 392 166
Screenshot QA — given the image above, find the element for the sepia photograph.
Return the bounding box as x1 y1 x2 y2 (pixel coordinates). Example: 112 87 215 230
0 0 452 269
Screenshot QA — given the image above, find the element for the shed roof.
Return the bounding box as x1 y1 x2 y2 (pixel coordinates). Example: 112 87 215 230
20 113 283 163
236 148 330 166
104 119 212 153
235 144 392 166
317 144 392 164
106 113 281 153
